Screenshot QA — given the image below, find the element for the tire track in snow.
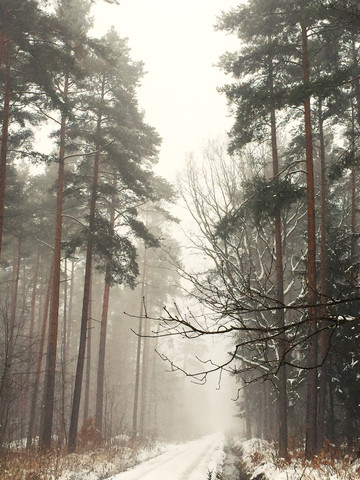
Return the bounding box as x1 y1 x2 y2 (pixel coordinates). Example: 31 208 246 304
108 434 224 480
109 441 194 480
179 435 224 480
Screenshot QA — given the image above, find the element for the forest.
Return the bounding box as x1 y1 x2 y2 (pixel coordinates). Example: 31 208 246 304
0 0 360 479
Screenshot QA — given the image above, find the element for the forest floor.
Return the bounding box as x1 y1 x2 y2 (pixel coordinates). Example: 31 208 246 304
105 433 225 480
225 436 360 480
0 433 359 479
0 435 166 479
0 434 225 480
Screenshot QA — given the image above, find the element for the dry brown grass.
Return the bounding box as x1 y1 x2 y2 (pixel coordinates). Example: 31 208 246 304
0 436 158 480
247 437 360 480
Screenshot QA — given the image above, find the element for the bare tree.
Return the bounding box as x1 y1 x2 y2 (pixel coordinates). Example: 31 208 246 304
142 141 359 454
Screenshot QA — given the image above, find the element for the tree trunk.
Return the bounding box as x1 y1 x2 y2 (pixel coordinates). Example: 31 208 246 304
301 21 318 460
28 253 40 349
350 103 357 286
39 75 69 451
67 260 75 354
139 305 150 436
25 252 40 433
327 374 335 443
133 248 147 437
350 37 359 285
60 259 68 444
263 380 271 441
0 4 6 69
68 184 96 453
352 35 360 124
95 263 111 442
95 205 115 442
317 99 330 451
68 83 104 453
27 263 52 448
0 239 21 443
0 34 4 70
10 238 21 328
149 323 160 437
0 51 11 260
243 382 252 440
83 275 92 424
270 96 288 457
351 159 356 273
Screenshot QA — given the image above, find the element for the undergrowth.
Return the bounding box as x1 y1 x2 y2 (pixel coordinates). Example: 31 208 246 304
0 434 159 480
242 437 360 480
221 440 251 480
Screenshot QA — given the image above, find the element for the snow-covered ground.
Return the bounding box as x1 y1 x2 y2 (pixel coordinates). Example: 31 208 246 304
105 434 225 480
237 438 360 480
12 434 359 479
54 439 168 480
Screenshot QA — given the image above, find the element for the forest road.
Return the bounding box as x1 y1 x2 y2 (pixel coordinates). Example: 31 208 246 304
108 433 225 480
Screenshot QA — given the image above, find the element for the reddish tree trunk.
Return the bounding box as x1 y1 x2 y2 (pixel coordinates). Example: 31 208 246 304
0 34 5 70
10 239 21 326
301 21 318 460
267 49 288 455
62 259 68 371
95 262 111 441
60 259 68 444
317 100 330 451
352 36 360 120
25 252 40 431
0 239 22 436
68 181 96 452
28 253 40 346
351 161 356 273
0 240 23 442
68 82 104 452
350 103 357 286
95 206 115 441
270 102 288 458
0 4 6 69
67 260 75 353
0 53 11 260
39 75 69 450
83 276 92 423
27 263 52 448
350 36 360 285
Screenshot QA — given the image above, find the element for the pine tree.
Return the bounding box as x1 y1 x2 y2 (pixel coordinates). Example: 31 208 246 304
0 0 71 260
216 0 357 458
39 0 93 451
67 29 174 452
216 0 294 456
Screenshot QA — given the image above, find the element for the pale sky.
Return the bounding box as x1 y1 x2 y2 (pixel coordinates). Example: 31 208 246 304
91 0 240 180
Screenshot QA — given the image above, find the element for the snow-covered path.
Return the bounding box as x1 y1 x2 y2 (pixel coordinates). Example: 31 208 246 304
107 434 225 480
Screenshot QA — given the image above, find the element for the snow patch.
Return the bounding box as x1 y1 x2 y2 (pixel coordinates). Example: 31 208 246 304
233 437 360 480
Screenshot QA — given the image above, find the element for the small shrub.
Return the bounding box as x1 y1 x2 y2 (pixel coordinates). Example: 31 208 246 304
250 451 265 465
77 417 97 448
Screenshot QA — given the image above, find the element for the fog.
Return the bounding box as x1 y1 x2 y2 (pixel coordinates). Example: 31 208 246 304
90 0 240 180
2 2 360 477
